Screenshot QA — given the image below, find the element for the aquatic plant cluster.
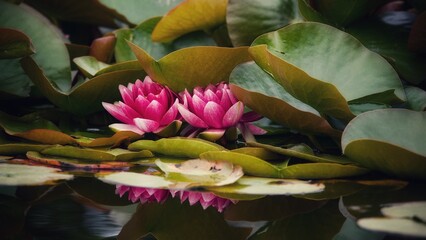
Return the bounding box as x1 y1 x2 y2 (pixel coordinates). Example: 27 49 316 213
0 0 425 238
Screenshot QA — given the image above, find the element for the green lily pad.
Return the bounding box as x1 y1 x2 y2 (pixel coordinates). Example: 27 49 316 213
226 0 301 46
342 109 426 179
0 143 53 155
250 22 405 121
99 0 182 25
279 163 369 179
114 17 173 62
229 62 341 137
200 151 283 178
230 147 283 161
151 0 227 42
27 151 133 169
0 163 73 186
98 171 173 189
77 131 142 148
128 42 251 92
294 180 366 201
0 28 34 59
347 13 426 85
209 176 325 195
405 86 426 111
21 56 145 115
0 111 76 145
41 146 153 161
128 137 225 158
0 2 70 97
155 159 243 187
248 141 355 165
73 56 110 78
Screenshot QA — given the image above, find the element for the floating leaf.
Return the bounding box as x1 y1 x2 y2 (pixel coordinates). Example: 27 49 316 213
0 163 73 186
114 17 173 62
98 171 173 189
248 141 355 165
226 0 301 46
347 12 426 85
128 42 251 92
229 62 341 136
0 111 76 145
405 86 426 111
155 159 243 187
382 201 426 220
0 28 34 59
152 0 227 42
0 2 70 97
0 143 52 155
294 180 366 201
279 163 369 179
21 56 145 115
200 151 283 178
250 22 405 121
209 177 325 195
41 146 153 161
99 0 182 25
73 56 110 78
77 131 142 148
230 147 283 161
27 151 133 170
342 109 426 179
128 137 224 158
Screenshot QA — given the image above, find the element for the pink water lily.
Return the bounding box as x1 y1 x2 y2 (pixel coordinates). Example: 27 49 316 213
102 76 181 137
116 185 236 212
178 82 266 141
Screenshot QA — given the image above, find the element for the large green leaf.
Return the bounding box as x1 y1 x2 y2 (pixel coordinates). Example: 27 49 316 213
226 0 301 46
0 28 34 59
21 56 145 115
0 1 71 98
279 163 369 179
99 0 182 25
342 109 426 179
0 163 73 186
114 17 173 62
229 62 340 137
405 86 426 111
347 12 426 85
151 0 227 42
0 143 52 155
128 42 251 92
250 22 405 121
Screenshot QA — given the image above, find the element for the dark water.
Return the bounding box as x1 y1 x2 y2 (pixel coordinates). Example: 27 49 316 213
1 176 425 240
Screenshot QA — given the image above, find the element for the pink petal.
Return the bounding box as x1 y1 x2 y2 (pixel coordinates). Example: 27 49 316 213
192 95 207 117
119 85 135 106
201 192 215 202
160 99 179 125
203 101 225 128
109 123 144 135
204 89 220 103
118 102 141 120
241 111 263 122
134 118 160 132
134 96 150 115
188 192 201 205
225 89 238 104
102 102 133 124
222 101 244 127
180 191 189 203
219 90 232 110
247 123 267 135
177 104 208 128
143 100 166 122
193 88 205 101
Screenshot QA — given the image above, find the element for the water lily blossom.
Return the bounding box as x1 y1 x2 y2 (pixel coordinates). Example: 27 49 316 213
178 82 266 141
102 76 181 137
116 185 236 212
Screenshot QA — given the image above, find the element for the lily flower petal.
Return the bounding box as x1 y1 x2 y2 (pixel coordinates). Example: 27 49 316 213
177 104 208 128
134 118 161 132
203 101 225 129
222 101 244 127
109 123 145 135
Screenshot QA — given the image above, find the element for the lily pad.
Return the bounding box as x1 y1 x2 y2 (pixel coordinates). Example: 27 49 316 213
128 137 224 158
98 171 173 189
128 42 251 92
27 151 132 170
279 163 369 179
357 218 426 238
0 2 70 97
99 0 182 25
405 86 426 111
77 131 142 148
0 143 52 155
21 56 145 115
114 17 173 62
229 62 341 137
226 0 301 46
73 56 110 78
250 22 405 121
200 151 283 178
155 159 243 187
0 28 34 59
230 147 283 161
342 109 426 179
41 146 153 161
152 0 227 42
381 201 426 220
0 163 73 186
209 176 325 195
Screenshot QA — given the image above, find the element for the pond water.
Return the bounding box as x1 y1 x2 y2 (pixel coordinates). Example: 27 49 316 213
1 171 425 240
